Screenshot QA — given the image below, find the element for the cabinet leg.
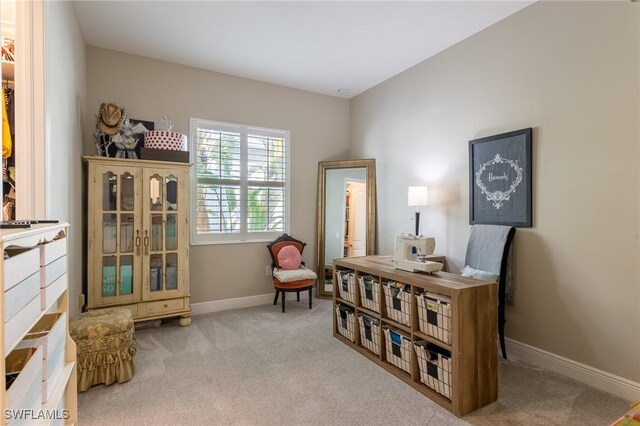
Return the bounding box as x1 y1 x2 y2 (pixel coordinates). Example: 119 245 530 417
179 315 192 327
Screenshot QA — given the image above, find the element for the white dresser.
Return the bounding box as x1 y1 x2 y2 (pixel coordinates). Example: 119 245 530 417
1 223 77 425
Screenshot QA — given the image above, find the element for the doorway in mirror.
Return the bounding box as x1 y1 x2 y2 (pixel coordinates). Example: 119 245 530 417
345 180 366 257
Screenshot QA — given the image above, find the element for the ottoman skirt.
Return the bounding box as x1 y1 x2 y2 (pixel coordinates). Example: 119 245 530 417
70 308 137 392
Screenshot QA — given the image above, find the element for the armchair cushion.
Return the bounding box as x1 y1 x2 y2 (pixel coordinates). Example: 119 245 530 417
277 245 302 270
273 266 317 283
267 233 306 268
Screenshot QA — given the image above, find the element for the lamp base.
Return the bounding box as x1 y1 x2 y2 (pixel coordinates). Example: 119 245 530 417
415 211 420 236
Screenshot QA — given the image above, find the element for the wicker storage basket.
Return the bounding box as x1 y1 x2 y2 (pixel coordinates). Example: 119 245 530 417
358 275 380 313
416 292 452 344
357 314 381 355
383 281 411 325
335 304 356 342
414 340 452 399
336 270 356 303
383 326 412 374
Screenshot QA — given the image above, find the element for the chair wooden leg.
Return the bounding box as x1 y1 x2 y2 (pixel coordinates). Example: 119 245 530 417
497 229 515 360
308 288 312 309
273 290 279 305
499 323 507 359
281 291 286 313
296 292 300 302
498 280 507 359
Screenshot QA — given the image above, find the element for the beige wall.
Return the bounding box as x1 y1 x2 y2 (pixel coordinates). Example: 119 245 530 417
84 47 350 303
350 2 640 381
45 1 86 317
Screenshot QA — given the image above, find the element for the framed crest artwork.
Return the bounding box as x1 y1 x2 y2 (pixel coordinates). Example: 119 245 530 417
469 128 532 227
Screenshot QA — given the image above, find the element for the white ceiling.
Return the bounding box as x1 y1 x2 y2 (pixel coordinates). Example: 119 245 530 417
74 1 533 98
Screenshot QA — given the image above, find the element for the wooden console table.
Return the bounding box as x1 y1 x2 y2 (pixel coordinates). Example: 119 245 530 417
333 255 497 417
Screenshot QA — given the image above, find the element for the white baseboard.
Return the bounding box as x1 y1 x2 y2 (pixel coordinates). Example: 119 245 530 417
191 293 275 315
506 337 640 401
191 290 314 316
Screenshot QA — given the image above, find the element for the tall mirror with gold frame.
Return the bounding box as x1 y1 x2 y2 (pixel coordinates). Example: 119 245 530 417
316 159 376 298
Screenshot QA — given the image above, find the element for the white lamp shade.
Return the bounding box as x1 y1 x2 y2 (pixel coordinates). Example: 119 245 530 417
408 186 429 207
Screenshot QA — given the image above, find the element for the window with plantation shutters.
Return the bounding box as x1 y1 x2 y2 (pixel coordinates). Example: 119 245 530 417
190 119 290 244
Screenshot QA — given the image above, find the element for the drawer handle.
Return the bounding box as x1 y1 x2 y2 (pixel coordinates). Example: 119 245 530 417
164 303 168 308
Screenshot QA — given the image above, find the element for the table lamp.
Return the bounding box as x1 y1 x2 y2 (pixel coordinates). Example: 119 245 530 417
408 186 429 236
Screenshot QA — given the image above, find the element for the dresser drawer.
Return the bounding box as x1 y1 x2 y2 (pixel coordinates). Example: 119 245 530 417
42 256 67 289
49 391 66 426
5 295 41 353
146 299 185 316
88 303 139 318
118 303 139 318
42 338 65 403
40 238 66 267
17 312 66 360
15 312 67 403
4 247 40 292
5 272 40 323
6 346 43 413
41 274 67 310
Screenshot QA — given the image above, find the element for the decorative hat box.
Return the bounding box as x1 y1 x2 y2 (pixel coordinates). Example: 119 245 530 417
141 130 189 163
144 131 187 151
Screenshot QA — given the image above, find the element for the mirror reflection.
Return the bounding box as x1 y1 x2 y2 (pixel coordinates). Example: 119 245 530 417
317 160 376 298
149 175 163 211
325 168 367 262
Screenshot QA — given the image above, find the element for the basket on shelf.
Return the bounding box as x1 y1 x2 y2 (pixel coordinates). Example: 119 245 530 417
357 314 381 355
335 304 356 342
336 270 356 303
383 281 411 325
383 326 412 374
414 340 452 399
416 292 452 344
358 275 380 313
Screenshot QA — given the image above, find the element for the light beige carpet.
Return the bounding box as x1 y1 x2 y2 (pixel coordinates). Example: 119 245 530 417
78 298 628 425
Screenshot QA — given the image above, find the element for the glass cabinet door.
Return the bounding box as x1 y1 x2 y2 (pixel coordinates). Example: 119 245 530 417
143 169 187 299
93 166 142 305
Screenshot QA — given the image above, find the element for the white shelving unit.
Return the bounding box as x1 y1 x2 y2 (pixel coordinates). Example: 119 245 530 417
1 61 14 81
1 223 77 424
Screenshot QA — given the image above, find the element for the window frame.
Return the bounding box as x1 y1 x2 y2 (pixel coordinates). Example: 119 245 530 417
189 118 291 245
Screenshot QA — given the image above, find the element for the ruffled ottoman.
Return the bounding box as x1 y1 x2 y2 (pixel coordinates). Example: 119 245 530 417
70 308 136 392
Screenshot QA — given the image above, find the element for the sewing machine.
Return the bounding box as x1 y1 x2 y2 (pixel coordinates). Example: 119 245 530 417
394 234 443 273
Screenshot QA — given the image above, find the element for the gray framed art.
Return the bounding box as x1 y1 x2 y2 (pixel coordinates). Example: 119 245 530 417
469 128 532 227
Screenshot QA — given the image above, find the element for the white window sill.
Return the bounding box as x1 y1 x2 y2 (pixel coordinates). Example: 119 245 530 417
190 238 276 246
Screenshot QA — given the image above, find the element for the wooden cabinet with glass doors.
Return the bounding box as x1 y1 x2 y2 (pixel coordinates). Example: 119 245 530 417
84 156 192 326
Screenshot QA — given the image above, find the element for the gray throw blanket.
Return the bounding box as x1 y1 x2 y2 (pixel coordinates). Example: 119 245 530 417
464 224 516 303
